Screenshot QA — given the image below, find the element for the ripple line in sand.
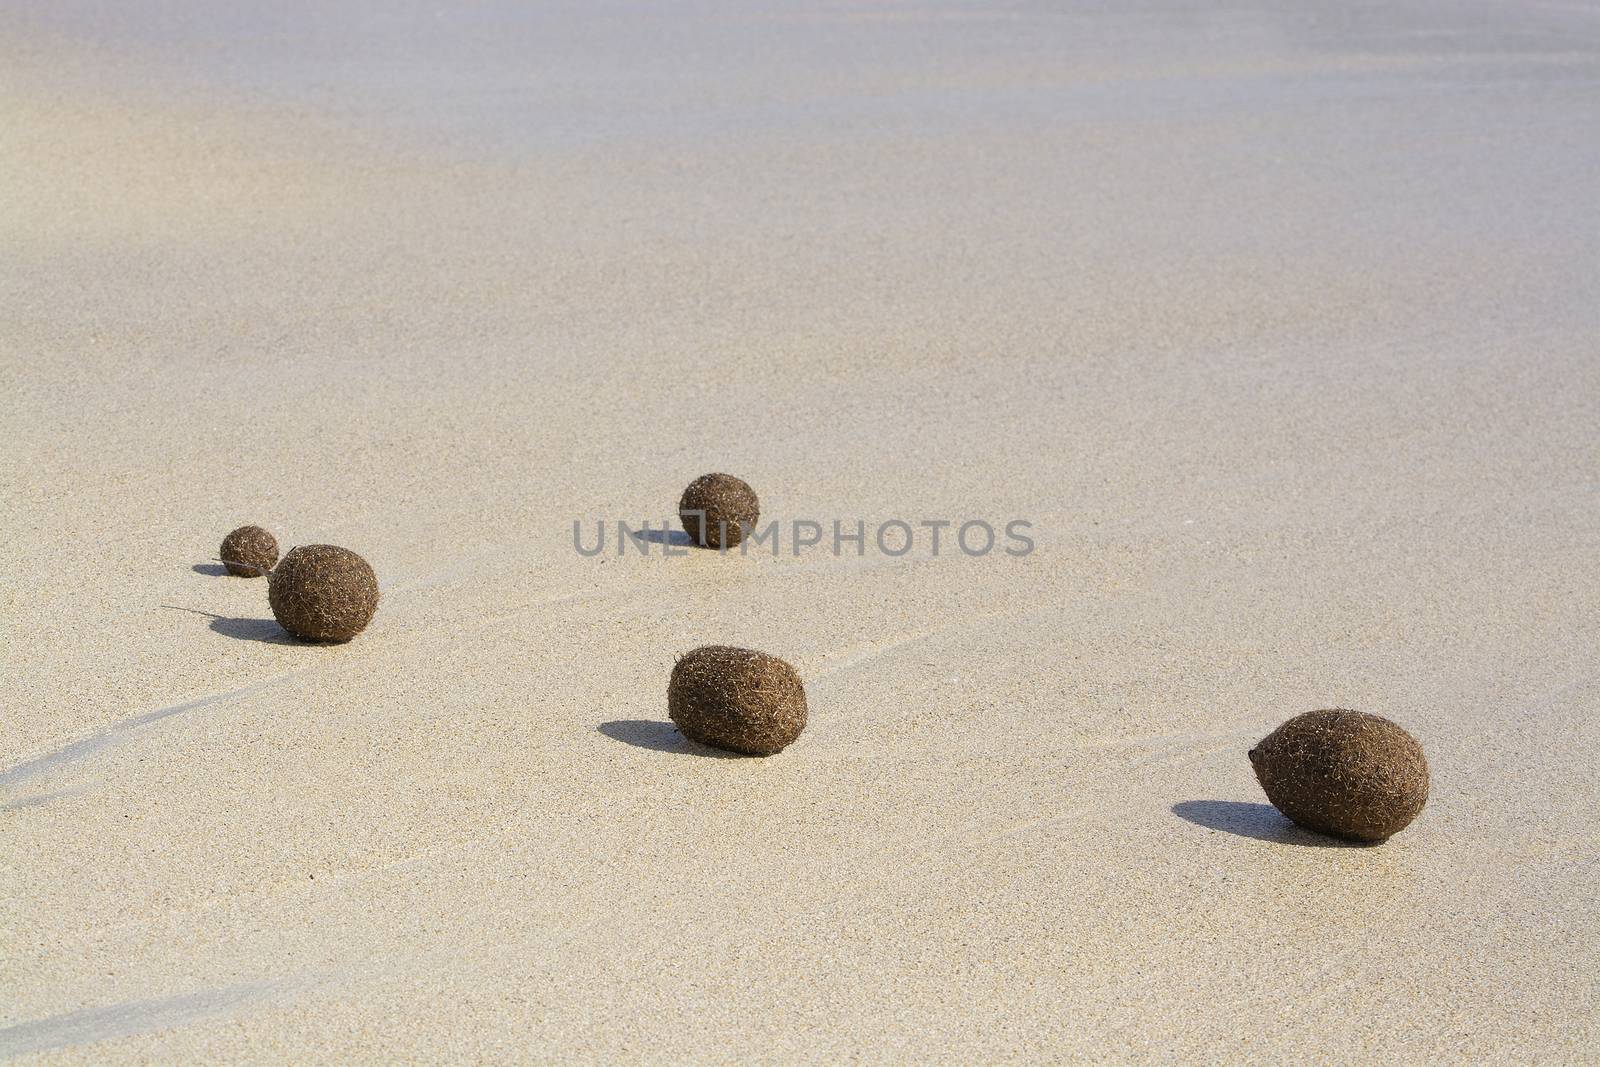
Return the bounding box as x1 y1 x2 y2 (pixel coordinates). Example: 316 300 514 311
0 672 311 792
809 604 1036 682
0 978 297 1059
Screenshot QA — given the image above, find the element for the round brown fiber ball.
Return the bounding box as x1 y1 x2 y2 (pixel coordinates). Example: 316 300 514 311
1249 709 1429 842
668 645 806 755
678 473 760 549
220 525 279 577
268 544 379 643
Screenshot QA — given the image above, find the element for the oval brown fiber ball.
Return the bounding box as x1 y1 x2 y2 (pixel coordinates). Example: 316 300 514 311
678 473 760 549
1249 709 1429 842
220 525 279 577
668 645 806 755
268 544 379 643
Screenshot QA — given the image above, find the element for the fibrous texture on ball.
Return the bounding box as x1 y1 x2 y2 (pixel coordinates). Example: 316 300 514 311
668 645 806 755
1249 708 1429 842
679 473 760 549
268 544 379 643
220 525 278 577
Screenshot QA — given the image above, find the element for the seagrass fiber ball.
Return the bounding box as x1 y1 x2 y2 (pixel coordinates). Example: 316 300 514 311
268 544 379 643
1249 709 1429 842
679 473 760 549
220 525 278 577
668 645 806 755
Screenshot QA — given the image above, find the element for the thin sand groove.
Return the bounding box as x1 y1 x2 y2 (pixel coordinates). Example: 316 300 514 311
0 674 311 792
808 605 1034 682
1127 735 1243 770
958 805 1096 849
0 979 298 1060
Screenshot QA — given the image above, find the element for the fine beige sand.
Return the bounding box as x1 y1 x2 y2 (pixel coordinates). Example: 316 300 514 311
4 2 1599 1062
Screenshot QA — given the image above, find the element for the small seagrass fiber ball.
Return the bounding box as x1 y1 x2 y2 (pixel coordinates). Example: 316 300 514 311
679 473 759 549
1249 708 1429 842
668 645 806 755
220 525 278 577
268 544 379 643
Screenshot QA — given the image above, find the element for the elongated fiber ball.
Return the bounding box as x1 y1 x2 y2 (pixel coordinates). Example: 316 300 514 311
220 525 279 577
679 473 760 549
1249 709 1429 842
268 544 379 643
668 645 806 755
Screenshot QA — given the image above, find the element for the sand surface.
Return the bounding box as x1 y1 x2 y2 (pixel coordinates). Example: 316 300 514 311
4 1 1599 1062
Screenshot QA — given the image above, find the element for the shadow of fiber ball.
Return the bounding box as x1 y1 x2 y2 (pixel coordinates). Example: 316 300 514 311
1249 708 1429 842
678 473 759 549
220 525 278 577
667 645 806 755
268 544 379 643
